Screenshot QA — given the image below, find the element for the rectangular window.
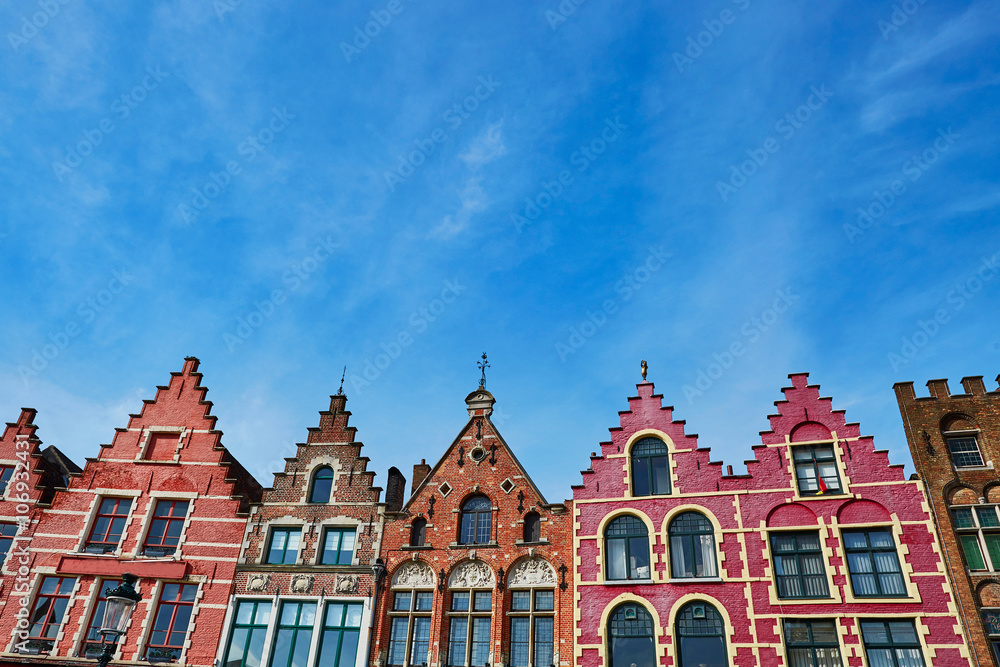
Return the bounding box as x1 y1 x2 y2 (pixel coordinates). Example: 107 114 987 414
266 528 301 565
793 445 842 495
24 576 76 653
510 617 529 667
147 583 198 662
0 465 14 495
317 602 363 667
319 527 356 565
953 505 1000 572
947 436 984 468
448 618 468 667
144 500 189 557
770 532 830 599
0 522 18 565
269 601 316 667
82 579 123 657
860 620 925 667
843 529 906 597
85 497 132 554
223 600 272 667
410 617 431 667
508 589 554 667
388 591 433 667
783 619 842 667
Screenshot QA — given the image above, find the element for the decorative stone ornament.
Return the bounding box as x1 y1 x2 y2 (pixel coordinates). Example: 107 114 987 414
448 560 495 588
335 574 360 594
507 558 557 587
247 574 270 592
290 574 314 594
392 561 435 588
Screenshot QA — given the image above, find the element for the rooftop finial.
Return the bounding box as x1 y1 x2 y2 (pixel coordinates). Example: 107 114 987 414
337 366 346 395
477 352 490 388
641 359 648 382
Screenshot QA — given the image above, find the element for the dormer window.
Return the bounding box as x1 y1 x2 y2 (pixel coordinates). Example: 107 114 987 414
310 466 334 503
630 438 670 496
459 496 492 545
793 445 842 496
947 436 985 468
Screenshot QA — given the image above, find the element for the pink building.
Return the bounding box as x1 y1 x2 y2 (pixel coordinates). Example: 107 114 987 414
573 374 973 667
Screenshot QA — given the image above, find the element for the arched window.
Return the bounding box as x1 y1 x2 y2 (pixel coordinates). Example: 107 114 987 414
669 512 717 578
605 516 650 581
523 512 541 543
459 496 492 545
309 466 334 503
631 438 670 496
410 519 427 547
675 602 727 667
608 604 656 667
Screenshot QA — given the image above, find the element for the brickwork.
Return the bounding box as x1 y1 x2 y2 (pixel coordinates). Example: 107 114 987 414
575 374 972 667
896 375 1000 667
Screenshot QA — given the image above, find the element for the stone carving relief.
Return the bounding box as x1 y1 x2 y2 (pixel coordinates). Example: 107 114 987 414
392 561 435 588
335 574 360 594
448 560 495 589
290 574 314 594
247 574 270 593
507 558 557 587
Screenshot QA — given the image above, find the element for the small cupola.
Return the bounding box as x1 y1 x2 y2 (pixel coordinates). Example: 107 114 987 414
466 388 495 418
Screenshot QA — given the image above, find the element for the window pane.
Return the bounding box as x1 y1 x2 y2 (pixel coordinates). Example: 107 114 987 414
470 617 491 667
651 457 669 495
509 618 529 667
607 538 627 580
473 591 492 611
387 618 408 666
451 592 470 612
961 535 986 570
535 590 554 611
678 636 726 667
979 507 1000 528
448 618 468 667
985 534 1000 571
393 592 411 611
953 508 976 528
632 458 650 497
415 592 433 611
410 617 431 667
948 437 984 467
611 637 656 667
671 535 691 578
510 591 529 611
630 536 650 579
534 617 554 667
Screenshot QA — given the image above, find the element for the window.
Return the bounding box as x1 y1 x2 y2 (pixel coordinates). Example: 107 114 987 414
82 579 123 657
223 600 272 667
859 620 925 667
24 576 76 653
267 528 301 565
269 602 315 667
387 590 433 667
631 438 670 496
983 610 1000 663
1 522 18 565
447 590 492 667
953 505 1000 571
523 513 541 543
0 465 14 495
675 602 727 667
669 512 717 579
144 500 189 557
319 527 356 565
783 619 842 667
147 583 198 662
410 519 427 547
509 589 554 667
843 529 906 597
459 496 492 545
948 436 985 468
607 603 655 667
605 516 650 581
793 445 842 495
770 532 829 598
309 466 334 503
85 497 132 554
317 603 363 667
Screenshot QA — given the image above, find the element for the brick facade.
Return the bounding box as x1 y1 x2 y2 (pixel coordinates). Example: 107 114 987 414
895 375 1000 667
574 374 972 667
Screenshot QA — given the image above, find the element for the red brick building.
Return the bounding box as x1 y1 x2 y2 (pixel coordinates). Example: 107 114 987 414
896 375 1000 667
216 389 393 667
0 357 261 667
370 384 573 667
574 374 973 667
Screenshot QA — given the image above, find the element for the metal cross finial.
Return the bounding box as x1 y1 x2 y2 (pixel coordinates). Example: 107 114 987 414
477 353 489 388
641 359 648 381
337 366 347 395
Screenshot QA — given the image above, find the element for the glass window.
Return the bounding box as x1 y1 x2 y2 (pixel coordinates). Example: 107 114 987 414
793 445 842 495
860 620 925 667
269 602 315 667
0 522 18 565
24 576 76 653
0 465 14 495
953 505 1000 572
411 519 427 547
605 515 650 581
631 438 670 496
523 513 541 543
223 600 272 667
509 588 555 667
459 496 492 545
669 512 717 579
85 497 132 554
675 602 727 667
144 500 189 557
320 528 356 565
317 602 364 667
267 528 301 565
947 437 984 468
770 532 829 598
388 590 434 667
783 619 842 667
310 467 334 503
448 588 492 667
147 583 198 662
608 604 655 667
843 529 906 597
81 579 124 657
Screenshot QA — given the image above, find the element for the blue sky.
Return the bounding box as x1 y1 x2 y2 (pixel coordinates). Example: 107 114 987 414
1 0 998 502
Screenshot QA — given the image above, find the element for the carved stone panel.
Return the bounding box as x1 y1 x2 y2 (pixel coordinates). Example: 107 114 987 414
335 574 360 594
392 561 435 588
290 574 314 594
507 558 557 587
448 560 495 589
247 574 270 593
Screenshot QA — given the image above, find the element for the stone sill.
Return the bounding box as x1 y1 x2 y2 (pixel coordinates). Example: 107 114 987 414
603 579 654 586
448 542 499 549
667 577 723 584
400 545 434 551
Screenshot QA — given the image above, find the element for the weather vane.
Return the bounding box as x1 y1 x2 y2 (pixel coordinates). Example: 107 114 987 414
641 359 648 381
477 353 490 388
337 366 346 395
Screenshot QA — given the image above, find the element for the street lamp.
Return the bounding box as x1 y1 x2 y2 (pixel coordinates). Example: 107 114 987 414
363 559 388 667
96 573 142 667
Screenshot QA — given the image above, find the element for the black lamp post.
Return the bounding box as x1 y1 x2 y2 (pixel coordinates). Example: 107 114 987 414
363 559 387 667
96 573 142 667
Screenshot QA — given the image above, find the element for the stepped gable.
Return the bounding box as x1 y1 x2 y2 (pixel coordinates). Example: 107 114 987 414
0 409 82 508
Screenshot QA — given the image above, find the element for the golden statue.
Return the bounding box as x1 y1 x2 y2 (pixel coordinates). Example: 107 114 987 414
640 359 648 381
